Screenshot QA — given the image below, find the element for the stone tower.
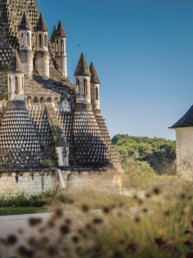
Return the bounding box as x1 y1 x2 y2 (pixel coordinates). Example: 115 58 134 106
90 62 100 113
7 50 24 101
35 13 49 79
18 12 33 78
74 53 91 105
55 21 67 78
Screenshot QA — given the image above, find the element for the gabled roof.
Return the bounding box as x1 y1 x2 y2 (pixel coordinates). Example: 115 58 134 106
36 13 48 32
56 20 66 38
74 53 91 77
50 26 57 43
89 62 100 84
170 105 193 129
8 50 23 73
18 12 32 31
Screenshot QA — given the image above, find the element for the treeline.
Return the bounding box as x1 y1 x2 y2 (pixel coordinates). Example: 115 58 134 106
112 134 176 175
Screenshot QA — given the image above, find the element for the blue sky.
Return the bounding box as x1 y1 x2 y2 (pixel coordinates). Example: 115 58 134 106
37 0 193 140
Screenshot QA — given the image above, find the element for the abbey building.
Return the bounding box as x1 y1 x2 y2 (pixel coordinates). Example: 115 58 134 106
0 0 122 194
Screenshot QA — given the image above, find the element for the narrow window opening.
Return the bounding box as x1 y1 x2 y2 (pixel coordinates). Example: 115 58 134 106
15 76 19 94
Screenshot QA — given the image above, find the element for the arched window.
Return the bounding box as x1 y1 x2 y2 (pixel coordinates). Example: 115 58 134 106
61 40 64 52
84 79 87 95
96 88 99 100
21 33 24 47
15 76 19 94
44 34 48 47
39 34 42 48
27 33 30 47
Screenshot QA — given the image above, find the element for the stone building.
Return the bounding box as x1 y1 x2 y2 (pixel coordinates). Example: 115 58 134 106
0 0 122 195
170 106 193 180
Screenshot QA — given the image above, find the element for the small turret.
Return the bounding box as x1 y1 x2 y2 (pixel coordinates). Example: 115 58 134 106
74 53 91 104
7 50 24 101
35 13 49 79
55 20 67 78
18 12 33 77
90 62 100 113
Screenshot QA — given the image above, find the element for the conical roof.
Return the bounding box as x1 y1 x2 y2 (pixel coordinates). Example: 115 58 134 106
0 100 43 169
50 25 57 43
18 12 32 31
36 13 48 32
74 53 91 76
8 50 23 73
56 20 66 38
89 62 100 84
170 105 193 129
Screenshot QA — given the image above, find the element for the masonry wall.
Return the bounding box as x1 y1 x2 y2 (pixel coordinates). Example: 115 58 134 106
176 128 193 180
0 171 56 195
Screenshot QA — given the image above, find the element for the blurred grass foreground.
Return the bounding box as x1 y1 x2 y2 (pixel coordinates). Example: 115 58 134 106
1 134 192 258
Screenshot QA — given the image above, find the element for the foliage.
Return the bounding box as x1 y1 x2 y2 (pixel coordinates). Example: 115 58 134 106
0 192 53 208
112 134 176 175
2 183 193 257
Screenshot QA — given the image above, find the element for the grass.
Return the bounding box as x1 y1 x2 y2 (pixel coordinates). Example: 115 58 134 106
0 207 49 216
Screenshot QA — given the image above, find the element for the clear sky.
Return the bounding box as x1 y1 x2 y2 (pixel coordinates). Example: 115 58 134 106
37 0 193 140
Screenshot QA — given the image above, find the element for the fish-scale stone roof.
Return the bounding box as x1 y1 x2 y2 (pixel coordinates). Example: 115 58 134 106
0 100 43 169
170 105 193 129
89 62 100 84
18 12 32 31
74 53 91 77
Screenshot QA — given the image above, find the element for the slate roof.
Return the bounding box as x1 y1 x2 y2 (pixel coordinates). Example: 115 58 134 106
36 13 48 32
74 53 91 76
8 50 23 73
18 12 32 31
170 105 193 128
56 21 66 38
89 62 100 84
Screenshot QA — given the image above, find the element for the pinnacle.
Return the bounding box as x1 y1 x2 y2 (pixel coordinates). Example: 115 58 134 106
56 20 66 38
18 12 32 31
89 62 100 84
36 13 48 32
8 50 23 73
74 53 91 77
50 26 57 43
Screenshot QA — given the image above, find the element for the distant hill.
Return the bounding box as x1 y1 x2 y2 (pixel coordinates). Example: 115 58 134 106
112 134 176 175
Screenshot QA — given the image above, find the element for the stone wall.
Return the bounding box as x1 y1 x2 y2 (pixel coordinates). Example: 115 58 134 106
175 127 193 180
0 171 56 195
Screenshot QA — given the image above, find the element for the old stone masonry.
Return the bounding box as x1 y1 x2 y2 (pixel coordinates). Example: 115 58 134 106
0 0 122 194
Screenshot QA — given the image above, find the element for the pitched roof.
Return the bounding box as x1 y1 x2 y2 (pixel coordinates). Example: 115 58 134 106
170 105 193 128
89 62 100 84
35 13 48 32
56 20 66 38
18 12 32 31
8 50 23 73
50 25 57 43
74 53 91 76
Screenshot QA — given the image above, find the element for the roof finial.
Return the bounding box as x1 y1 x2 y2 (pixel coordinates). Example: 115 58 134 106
18 12 32 31
89 62 100 84
8 49 23 73
56 20 66 38
36 12 48 32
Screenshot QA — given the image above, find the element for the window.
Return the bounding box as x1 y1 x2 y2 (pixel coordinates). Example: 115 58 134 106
96 88 99 100
21 33 24 47
44 34 48 47
9 77 11 92
61 40 64 52
39 34 42 48
15 76 19 94
56 40 59 52
27 33 30 47
84 79 87 95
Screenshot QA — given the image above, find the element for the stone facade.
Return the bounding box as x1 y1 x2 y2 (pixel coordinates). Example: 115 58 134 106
0 0 123 195
171 105 193 180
